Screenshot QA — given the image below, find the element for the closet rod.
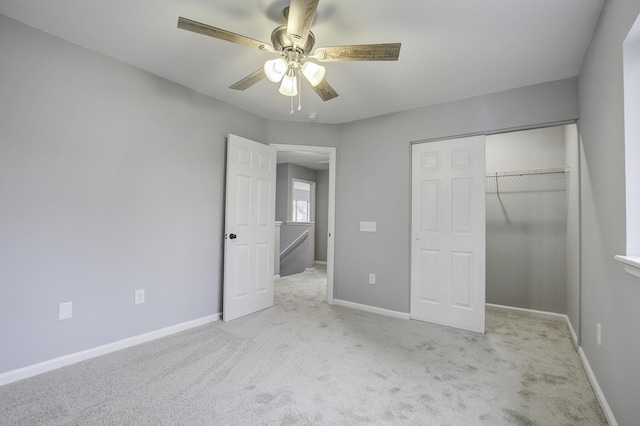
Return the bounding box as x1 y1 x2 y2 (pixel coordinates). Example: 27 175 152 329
485 167 569 178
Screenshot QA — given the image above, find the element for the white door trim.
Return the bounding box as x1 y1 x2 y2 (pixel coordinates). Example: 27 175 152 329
271 144 336 304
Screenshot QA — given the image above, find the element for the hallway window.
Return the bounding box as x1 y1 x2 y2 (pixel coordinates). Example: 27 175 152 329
292 179 313 222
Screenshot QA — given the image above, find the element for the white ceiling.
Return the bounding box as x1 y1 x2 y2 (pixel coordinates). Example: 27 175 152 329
0 0 604 124
277 150 329 171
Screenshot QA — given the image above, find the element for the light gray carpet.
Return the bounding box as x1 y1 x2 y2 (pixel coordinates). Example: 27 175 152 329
0 267 606 425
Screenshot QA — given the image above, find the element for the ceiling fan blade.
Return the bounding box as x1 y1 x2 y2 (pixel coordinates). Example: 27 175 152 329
301 75 338 102
178 17 274 51
287 0 319 47
313 43 401 62
229 68 266 91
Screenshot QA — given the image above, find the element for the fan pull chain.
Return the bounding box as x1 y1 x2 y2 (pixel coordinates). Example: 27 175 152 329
298 73 302 111
290 93 294 115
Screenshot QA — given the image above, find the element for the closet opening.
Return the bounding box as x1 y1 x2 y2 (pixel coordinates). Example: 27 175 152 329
485 123 580 343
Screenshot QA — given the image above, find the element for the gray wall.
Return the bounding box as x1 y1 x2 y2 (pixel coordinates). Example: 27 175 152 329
267 121 339 149
577 0 640 423
485 126 567 171
485 126 568 313
315 170 329 262
335 79 578 313
275 164 290 222
0 15 267 373
565 124 580 339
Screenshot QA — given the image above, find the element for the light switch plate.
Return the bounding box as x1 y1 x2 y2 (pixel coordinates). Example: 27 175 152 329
360 221 377 232
135 289 145 304
59 302 72 320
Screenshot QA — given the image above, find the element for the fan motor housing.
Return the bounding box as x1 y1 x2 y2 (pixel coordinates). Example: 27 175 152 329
271 25 315 54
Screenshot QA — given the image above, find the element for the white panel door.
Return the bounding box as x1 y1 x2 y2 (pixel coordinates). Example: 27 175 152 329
223 134 276 322
410 136 486 333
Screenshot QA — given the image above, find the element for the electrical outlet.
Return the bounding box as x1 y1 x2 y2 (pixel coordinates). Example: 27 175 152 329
58 302 72 320
369 273 376 284
135 289 145 305
597 323 602 347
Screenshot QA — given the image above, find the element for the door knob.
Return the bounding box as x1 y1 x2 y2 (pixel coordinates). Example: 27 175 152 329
229 233 237 240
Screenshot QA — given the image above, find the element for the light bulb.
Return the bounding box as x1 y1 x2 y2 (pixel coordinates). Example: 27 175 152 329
302 62 326 86
279 74 298 96
264 58 287 83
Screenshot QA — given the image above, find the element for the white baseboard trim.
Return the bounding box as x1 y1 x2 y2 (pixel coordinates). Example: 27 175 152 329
566 317 578 349
0 314 220 387
578 347 618 426
314 261 327 265
333 299 410 320
486 303 568 322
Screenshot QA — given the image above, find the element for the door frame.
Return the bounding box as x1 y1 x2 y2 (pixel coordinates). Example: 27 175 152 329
271 143 336 304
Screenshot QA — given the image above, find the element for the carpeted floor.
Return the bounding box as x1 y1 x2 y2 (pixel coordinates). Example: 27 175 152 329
0 267 607 425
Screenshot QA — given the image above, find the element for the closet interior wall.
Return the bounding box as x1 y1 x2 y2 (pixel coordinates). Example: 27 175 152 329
485 126 571 314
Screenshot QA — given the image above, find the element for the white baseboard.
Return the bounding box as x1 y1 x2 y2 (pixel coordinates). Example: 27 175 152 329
565 316 578 349
333 299 410 320
578 347 618 426
314 261 327 265
486 303 568 322
0 314 220 387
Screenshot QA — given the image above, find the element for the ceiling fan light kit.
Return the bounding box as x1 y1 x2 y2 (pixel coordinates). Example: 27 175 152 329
279 72 298 97
301 62 325 87
264 58 287 82
177 0 401 114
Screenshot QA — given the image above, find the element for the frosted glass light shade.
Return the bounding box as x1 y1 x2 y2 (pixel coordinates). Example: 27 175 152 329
264 58 287 82
302 62 326 86
279 74 298 96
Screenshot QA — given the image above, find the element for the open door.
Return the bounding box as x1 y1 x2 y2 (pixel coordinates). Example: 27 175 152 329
223 134 276 322
410 136 486 333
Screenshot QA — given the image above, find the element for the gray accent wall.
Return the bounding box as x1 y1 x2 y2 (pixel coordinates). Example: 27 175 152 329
315 170 329 262
577 0 640 423
275 164 290 222
0 15 267 373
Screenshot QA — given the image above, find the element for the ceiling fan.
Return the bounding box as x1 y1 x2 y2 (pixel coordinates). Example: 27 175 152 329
177 0 401 109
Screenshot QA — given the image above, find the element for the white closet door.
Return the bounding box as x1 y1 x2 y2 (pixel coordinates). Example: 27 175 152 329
410 136 486 333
